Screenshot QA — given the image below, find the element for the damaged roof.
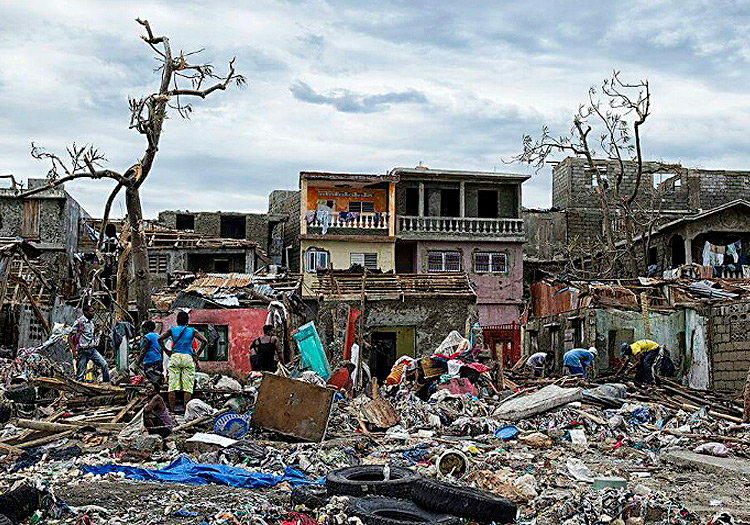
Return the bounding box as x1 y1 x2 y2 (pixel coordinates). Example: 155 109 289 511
300 171 399 183
311 271 476 301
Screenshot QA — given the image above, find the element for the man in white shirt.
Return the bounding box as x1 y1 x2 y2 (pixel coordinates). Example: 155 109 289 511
71 304 110 383
526 351 554 377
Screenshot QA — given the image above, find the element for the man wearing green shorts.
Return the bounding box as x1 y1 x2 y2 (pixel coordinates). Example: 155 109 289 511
158 310 207 412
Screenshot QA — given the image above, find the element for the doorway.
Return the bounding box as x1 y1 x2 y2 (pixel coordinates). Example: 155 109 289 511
395 242 416 273
370 331 397 382
670 235 685 267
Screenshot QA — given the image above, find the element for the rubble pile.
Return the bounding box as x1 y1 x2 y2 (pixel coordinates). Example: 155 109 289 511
1 332 750 525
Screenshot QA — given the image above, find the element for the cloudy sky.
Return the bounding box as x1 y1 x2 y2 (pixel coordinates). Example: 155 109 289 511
1 1 749 217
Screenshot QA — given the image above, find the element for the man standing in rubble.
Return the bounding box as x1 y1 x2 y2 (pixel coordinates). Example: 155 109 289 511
620 339 675 384
249 324 283 372
71 304 110 383
563 347 597 378
137 320 163 389
159 311 207 412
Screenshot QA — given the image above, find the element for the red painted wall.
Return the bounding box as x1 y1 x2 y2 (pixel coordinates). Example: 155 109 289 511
157 308 268 377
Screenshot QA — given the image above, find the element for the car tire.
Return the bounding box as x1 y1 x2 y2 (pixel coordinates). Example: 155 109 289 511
410 478 517 524
348 496 459 525
327 466 420 498
4 385 36 404
291 484 329 508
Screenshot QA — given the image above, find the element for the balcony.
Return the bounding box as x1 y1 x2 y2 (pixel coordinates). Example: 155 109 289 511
308 213 389 232
398 216 525 238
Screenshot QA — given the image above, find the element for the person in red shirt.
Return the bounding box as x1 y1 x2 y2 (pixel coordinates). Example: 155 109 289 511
327 361 357 397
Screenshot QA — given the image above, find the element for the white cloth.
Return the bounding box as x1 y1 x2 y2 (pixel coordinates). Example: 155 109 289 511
446 359 462 376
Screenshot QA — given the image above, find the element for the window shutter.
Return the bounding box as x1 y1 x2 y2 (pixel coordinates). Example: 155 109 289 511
427 252 443 272
350 253 365 266
364 253 378 268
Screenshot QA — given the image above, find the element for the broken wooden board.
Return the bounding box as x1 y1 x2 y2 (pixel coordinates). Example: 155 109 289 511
359 397 399 429
252 373 335 442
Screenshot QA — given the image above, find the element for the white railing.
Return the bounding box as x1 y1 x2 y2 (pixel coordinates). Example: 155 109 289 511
398 216 525 235
310 213 389 230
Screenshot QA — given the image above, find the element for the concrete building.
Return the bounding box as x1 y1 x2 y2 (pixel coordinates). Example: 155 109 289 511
391 167 528 326
0 178 87 280
525 157 750 264
157 210 268 248
299 171 398 294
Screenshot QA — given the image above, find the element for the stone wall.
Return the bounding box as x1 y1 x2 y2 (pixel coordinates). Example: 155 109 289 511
268 190 300 270
317 296 478 362
709 300 750 392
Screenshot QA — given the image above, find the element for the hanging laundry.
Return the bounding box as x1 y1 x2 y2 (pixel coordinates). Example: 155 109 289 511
702 241 725 266
305 210 317 225
317 209 331 234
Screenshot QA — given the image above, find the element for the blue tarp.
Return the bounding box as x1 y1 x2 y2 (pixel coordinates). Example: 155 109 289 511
81 455 315 489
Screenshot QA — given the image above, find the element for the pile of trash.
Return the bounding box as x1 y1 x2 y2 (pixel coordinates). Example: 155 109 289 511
1 327 750 524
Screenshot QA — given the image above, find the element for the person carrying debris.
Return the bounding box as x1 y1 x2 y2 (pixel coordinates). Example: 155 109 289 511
143 382 173 439
525 351 554 377
249 324 283 372
620 339 676 385
70 304 110 383
563 347 597 378
159 311 207 412
137 320 163 389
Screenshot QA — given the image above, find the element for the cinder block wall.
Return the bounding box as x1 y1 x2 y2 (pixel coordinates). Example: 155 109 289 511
710 300 750 392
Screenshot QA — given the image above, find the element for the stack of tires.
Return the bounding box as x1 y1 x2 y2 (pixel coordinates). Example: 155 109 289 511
292 465 517 524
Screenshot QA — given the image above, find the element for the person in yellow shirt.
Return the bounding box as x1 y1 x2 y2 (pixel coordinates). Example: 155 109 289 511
619 339 674 384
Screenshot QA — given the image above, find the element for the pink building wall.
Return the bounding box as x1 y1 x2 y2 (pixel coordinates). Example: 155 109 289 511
414 241 523 326
157 308 268 377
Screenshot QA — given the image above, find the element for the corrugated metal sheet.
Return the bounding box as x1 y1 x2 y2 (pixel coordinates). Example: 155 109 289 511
530 281 575 318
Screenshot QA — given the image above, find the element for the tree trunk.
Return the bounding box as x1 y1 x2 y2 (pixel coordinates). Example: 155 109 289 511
125 186 150 322
115 242 132 322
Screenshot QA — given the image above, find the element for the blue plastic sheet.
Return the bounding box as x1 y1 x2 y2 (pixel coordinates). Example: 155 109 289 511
81 455 315 489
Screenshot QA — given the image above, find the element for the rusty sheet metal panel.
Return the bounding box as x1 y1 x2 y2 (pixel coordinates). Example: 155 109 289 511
530 281 575 318
253 373 335 442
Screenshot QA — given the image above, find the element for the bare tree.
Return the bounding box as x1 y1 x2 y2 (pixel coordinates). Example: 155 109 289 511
20 19 245 319
514 72 680 277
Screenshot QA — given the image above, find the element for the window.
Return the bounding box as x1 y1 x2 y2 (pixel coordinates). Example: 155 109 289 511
405 188 420 216
192 324 229 361
474 252 507 273
175 214 195 231
440 189 460 217
652 172 670 188
350 252 378 269
648 247 658 267
590 167 608 188
220 215 246 239
477 190 498 218
21 199 40 238
348 201 375 213
305 249 329 273
148 253 168 273
427 251 461 272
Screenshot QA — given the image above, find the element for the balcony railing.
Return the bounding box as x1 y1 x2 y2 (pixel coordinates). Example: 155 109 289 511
398 216 524 236
309 213 389 231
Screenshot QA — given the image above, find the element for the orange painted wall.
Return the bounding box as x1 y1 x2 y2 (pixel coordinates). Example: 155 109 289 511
306 187 388 212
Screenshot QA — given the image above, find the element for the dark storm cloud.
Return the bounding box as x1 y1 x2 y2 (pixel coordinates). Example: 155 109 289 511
289 81 428 113
1 0 749 215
